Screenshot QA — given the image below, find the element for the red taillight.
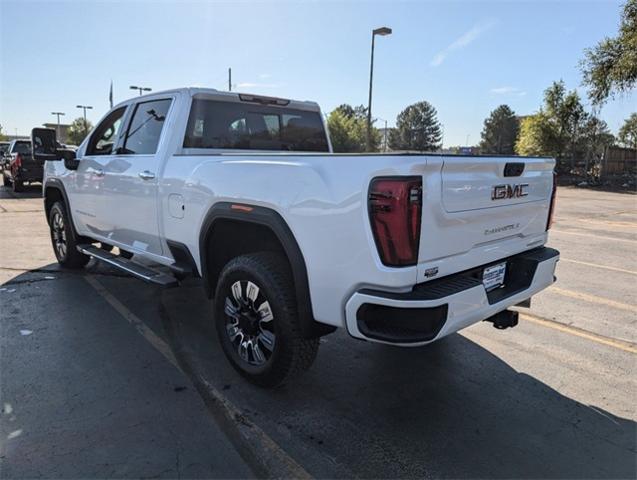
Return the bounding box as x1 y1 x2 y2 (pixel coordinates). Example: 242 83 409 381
546 172 557 230
368 177 422 266
14 153 22 168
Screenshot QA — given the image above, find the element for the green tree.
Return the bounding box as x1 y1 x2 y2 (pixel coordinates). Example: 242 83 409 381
67 117 94 145
516 114 554 157
578 116 615 171
326 104 379 152
618 113 637 148
389 101 442 151
581 0 637 104
516 81 587 171
0 123 7 141
479 105 519 154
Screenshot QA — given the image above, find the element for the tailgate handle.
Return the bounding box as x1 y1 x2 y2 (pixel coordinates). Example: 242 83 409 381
504 162 525 177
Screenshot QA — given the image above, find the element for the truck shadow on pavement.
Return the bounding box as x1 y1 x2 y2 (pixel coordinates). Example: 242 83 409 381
1 267 635 479
160 282 637 479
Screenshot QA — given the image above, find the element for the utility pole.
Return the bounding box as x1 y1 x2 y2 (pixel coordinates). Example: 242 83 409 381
51 112 65 139
228 68 232 91
366 27 392 151
76 105 93 135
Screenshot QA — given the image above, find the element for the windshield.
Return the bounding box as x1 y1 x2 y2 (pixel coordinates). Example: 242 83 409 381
183 99 329 152
12 141 31 154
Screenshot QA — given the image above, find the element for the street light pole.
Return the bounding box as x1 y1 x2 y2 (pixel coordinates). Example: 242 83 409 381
51 112 65 139
366 26 392 152
130 85 152 96
76 105 93 135
375 117 389 152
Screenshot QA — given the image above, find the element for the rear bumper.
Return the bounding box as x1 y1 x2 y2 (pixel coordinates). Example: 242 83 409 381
345 247 559 346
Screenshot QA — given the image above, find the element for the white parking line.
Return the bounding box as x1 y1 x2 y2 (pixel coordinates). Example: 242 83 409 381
560 258 637 276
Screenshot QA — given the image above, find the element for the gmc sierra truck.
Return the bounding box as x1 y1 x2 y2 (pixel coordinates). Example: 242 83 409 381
2 139 40 192
32 88 559 387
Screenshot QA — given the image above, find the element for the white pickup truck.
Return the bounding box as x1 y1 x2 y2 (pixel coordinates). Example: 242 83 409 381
32 88 559 387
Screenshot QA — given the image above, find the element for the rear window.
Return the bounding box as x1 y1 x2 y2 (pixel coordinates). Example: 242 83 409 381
183 99 329 152
12 142 31 154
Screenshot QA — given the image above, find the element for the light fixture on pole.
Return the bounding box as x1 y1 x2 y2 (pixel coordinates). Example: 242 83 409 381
51 112 65 139
130 85 152 96
366 26 392 151
76 105 93 134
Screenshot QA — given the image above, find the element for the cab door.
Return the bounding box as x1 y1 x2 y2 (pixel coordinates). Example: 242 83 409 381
68 106 128 237
97 97 173 257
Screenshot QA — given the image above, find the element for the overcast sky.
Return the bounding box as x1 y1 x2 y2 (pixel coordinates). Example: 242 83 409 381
1 0 634 146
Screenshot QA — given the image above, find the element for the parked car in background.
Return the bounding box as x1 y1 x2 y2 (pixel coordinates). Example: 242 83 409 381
2 139 42 192
0 142 10 172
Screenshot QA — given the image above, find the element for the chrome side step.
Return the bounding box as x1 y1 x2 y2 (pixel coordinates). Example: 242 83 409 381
78 244 179 287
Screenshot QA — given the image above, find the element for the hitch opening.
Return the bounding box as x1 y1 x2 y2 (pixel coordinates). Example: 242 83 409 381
484 309 519 330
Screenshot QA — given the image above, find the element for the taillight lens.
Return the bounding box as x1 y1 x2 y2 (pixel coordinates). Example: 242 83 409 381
368 177 422 266
14 153 22 168
546 171 557 230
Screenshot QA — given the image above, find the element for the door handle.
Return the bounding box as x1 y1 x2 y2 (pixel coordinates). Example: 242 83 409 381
139 170 156 180
87 167 105 177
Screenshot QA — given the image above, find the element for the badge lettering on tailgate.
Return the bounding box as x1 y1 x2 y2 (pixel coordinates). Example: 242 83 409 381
491 183 529 200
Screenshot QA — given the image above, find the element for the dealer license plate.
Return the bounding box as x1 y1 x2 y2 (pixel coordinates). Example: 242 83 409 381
483 262 507 292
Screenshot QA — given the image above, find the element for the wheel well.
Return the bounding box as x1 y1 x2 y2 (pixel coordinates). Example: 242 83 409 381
44 186 64 223
205 219 289 295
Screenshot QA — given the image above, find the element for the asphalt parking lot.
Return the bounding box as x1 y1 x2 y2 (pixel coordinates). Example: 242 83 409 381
1 185 635 479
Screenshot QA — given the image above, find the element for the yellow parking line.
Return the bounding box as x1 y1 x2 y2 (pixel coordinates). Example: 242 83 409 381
550 286 637 314
574 218 637 228
560 258 637 276
84 275 312 480
520 312 637 355
552 229 637 244
84 276 180 368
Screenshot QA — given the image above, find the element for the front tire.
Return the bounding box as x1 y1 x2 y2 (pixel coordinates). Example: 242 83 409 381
214 252 319 388
2 174 10 187
49 201 90 269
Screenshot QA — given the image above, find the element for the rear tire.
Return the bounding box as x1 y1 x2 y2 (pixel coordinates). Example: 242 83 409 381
214 252 319 388
12 177 23 193
48 201 90 269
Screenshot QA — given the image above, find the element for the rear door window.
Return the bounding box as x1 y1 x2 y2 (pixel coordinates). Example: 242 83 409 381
123 99 172 155
183 99 328 152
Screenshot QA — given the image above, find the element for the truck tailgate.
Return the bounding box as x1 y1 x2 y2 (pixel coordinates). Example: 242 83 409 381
417 156 554 278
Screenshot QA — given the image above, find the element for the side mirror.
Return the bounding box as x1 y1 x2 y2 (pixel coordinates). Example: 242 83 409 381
32 128 60 161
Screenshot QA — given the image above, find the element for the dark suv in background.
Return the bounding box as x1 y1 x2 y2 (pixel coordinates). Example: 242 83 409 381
2 140 41 192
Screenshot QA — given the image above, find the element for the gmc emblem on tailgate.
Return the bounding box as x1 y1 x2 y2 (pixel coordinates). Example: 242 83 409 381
491 183 529 200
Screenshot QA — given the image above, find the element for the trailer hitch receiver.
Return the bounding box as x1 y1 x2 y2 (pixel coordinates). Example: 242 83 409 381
484 309 519 330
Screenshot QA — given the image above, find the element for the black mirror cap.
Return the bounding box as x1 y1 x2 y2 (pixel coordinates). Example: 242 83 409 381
32 127 61 161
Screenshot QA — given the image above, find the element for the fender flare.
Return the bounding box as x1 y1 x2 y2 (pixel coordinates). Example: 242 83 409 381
43 179 72 226
199 202 335 338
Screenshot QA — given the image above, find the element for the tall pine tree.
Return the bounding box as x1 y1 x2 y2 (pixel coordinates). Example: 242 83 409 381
389 101 442 152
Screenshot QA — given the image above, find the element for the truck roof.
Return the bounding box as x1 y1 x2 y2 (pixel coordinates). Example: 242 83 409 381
115 87 322 112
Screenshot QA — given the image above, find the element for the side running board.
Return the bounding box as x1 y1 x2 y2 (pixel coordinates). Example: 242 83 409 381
78 244 179 287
